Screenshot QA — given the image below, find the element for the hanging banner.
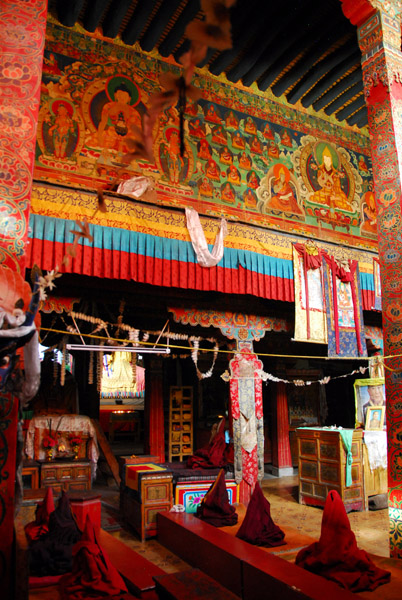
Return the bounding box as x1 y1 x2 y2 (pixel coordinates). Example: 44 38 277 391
323 255 367 358
293 243 327 344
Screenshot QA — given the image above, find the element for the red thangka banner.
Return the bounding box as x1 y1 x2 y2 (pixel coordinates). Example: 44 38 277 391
0 0 47 272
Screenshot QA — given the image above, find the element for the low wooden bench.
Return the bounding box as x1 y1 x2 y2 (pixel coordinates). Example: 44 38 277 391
157 512 360 600
98 529 165 599
153 568 240 599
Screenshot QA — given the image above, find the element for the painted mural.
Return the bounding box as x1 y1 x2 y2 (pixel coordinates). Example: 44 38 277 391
34 23 376 250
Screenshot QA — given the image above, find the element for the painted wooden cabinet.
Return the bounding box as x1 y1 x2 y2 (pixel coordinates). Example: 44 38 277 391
122 471 173 541
168 386 193 461
296 428 366 512
40 459 91 493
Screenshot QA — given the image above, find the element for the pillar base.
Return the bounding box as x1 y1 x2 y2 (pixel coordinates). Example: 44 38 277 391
269 465 294 478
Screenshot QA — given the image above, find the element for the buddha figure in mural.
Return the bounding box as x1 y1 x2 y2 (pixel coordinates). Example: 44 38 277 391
198 138 212 160
238 151 252 170
225 110 239 129
281 129 293 147
211 125 227 145
243 187 257 209
269 164 302 214
250 136 263 154
205 103 221 123
310 145 353 211
361 189 377 235
244 116 257 135
247 170 260 190
205 159 221 181
220 146 233 165
232 131 245 150
221 182 236 204
97 81 141 152
199 177 214 197
227 164 241 185
262 122 274 140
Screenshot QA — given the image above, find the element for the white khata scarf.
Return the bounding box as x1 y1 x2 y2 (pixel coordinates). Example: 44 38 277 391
185 207 228 268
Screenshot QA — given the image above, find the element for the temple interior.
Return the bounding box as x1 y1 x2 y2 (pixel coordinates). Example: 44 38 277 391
2 1 402 599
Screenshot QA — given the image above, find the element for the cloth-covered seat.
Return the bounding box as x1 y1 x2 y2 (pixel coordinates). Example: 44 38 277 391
196 468 238 527
29 491 82 576
235 482 285 547
59 515 128 599
295 489 391 592
25 487 55 543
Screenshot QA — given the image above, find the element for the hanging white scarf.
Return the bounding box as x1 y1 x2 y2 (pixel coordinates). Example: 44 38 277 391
185 207 227 267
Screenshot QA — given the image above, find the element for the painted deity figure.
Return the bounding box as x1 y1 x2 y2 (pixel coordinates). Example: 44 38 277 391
238 151 252 170
269 164 302 214
232 131 245 150
281 129 292 147
361 190 377 235
221 182 235 204
310 145 352 211
250 136 263 154
199 177 213 197
198 139 212 160
220 147 233 165
226 110 239 129
211 125 227 145
262 122 274 140
247 171 260 190
205 159 221 181
205 103 221 123
244 117 257 135
227 165 241 185
47 102 76 158
97 83 141 152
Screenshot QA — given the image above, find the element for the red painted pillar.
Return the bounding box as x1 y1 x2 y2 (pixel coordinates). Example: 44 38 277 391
0 1 47 596
271 382 293 477
144 358 165 462
341 0 402 557
0 0 47 272
0 394 19 597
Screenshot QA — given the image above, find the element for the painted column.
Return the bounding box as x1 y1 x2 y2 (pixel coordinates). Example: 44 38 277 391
271 382 293 477
0 0 47 271
144 358 165 462
0 1 47 596
341 0 402 557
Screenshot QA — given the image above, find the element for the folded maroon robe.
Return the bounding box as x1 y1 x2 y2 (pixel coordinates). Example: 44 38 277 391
236 482 285 547
25 486 55 542
187 417 227 469
29 491 82 576
60 516 128 599
295 490 391 592
196 468 238 527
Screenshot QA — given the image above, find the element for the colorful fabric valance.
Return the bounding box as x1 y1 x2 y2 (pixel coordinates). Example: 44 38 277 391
27 212 377 310
27 214 294 302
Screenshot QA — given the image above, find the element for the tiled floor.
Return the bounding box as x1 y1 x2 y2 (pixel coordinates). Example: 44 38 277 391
98 473 390 571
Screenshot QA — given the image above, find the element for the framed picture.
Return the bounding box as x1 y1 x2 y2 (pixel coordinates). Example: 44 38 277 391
354 378 386 429
365 406 385 431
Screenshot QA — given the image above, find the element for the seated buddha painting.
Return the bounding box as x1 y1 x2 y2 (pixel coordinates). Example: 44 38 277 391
299 140 358 213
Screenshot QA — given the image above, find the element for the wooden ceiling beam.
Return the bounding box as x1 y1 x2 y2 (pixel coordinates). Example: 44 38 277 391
287 41 358 105
56 0 85 28
120 0 158 46
208 0 262 75
323 80 363 114
246 2 338 91
140 0 182 52
158 1 200 57
270 22 351 97
311 67 362 111
83 0 110 33
258 19 348 93
225 2 298 83
102 0 133 39
347 107 368 127
335 95 365 120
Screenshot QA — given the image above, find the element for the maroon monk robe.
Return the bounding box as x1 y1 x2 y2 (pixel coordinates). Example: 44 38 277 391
187 417 227 469
196 468 238 527
25 486 55 542
59 515 128 600
235 482 285 547
295 490 391 592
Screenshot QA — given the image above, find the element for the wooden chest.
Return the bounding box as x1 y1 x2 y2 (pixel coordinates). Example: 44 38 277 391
296 428 366 512
122 468 173 541
40 459 91 493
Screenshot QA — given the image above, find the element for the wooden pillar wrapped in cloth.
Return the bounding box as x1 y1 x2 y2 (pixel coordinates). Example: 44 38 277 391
341 0 402 557
144 357 165 463
228 344 265 505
